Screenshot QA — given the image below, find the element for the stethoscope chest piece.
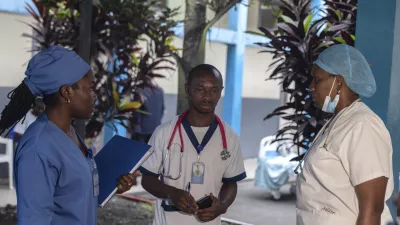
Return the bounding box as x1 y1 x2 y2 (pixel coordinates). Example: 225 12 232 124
220 148 230 160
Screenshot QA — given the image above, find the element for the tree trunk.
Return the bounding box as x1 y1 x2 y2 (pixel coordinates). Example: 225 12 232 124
176 0 207 115
76 0 92 138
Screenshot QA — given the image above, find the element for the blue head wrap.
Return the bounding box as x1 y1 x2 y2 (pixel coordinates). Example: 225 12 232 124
24 45 91 96
314 44 376 97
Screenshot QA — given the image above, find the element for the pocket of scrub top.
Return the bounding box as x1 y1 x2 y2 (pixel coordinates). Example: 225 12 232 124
313 208 351 224
304 144 339 173
315 143 338 160
297 208 353 225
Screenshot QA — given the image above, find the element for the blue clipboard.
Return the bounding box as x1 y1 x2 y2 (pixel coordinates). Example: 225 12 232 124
94 135 153 207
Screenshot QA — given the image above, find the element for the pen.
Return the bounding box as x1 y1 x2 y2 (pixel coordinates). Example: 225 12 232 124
186 182 191 209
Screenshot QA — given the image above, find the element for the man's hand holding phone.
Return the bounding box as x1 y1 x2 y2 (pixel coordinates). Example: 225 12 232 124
197 193 227 222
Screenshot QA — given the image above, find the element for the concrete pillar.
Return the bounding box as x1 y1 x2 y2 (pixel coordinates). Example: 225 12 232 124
223 0 248 135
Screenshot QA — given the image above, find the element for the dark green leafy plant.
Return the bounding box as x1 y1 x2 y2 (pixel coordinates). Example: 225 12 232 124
24 0 179 139
256 0 357 158
324 0 357 46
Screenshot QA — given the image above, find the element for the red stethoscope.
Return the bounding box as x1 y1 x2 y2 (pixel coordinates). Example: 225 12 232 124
159 110 229 180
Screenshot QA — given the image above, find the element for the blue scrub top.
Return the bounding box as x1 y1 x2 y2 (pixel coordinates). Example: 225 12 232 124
14 114 98 225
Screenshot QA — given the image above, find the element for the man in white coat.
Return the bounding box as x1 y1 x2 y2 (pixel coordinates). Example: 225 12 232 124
140 64 247 225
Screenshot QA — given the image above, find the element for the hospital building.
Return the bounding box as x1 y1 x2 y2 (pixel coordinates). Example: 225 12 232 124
0 0 283 159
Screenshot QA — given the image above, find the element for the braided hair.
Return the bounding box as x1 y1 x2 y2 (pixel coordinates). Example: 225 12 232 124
0 82 36 136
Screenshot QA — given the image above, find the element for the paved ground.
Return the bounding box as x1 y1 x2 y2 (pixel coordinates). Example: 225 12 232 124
0 187 15 207
129 158 296 225
224 180 296 225
0 180 296 225
0 158 297 225
134 179 296 225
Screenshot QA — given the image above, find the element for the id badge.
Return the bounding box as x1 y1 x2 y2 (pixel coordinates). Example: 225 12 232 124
191 161 205 184
91 159 99 197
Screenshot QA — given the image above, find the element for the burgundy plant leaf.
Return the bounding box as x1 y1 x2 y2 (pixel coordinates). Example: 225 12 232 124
257 0 357 153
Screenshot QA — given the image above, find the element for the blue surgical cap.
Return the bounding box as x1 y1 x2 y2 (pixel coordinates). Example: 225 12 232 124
314 44 376 97
24 45 91 96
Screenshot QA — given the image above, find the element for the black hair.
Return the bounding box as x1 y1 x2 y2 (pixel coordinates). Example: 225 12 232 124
0 78 83 136
187 64 223 86
0 82 36 136
33 97 44 107
43 93 59 106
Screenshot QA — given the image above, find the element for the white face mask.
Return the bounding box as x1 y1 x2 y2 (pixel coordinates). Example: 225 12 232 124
321 77 340 113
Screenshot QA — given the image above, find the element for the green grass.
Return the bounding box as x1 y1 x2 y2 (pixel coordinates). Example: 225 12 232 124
136 202 155 217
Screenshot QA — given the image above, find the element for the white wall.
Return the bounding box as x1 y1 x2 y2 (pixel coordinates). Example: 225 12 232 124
0 10 281 158
168 0 262 31
153 37 280 100
243 47 280 99
0 11 279 100
0 1 278 97
162 0 278 98
0 12 34 87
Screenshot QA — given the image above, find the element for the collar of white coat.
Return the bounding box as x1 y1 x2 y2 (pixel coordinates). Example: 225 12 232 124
296 99 361 173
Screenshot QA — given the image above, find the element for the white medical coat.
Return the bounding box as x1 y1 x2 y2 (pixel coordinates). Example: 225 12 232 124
296 101 394 225
140 115 246 225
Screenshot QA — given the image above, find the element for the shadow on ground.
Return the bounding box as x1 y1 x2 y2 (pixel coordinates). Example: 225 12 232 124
224 180 297 225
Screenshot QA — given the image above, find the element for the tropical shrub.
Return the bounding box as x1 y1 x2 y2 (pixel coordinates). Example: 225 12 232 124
24 0 179 138
256 0 357 158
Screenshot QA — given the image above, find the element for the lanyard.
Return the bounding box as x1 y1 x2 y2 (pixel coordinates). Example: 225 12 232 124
75 130 94 160
182 115 218 155
87 148 93 159
167 110 228 153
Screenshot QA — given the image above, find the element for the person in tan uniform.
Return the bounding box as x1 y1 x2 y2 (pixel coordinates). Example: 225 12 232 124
296 44 393 225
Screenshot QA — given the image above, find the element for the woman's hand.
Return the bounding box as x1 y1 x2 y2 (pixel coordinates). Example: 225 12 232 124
116 171 140 194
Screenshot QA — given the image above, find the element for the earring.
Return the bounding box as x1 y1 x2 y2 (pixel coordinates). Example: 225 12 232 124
66 99 71 104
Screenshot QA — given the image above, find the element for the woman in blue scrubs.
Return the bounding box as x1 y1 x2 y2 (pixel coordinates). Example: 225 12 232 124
0 46 136 225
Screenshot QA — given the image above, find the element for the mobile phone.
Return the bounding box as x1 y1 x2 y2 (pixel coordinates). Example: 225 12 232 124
196 196 213 210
